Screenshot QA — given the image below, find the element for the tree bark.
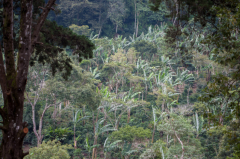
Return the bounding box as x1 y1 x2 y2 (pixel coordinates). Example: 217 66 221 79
136 12 139 37
92 110 99 159
0 0 56 158
134 0 137 36
151 124 156 143
74 125 77 149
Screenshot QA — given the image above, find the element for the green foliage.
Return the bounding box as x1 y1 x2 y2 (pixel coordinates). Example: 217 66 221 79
30 20 95 79
24 140 73 159
157 113 203 158
69 24 91 36
110 125 151 143
44 127 73 143
132 40 157 60
17 1 240 158
217 121 240 159
107 0 126 33
140 139 167 159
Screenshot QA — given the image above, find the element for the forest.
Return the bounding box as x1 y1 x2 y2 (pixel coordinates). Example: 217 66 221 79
0 0 239 159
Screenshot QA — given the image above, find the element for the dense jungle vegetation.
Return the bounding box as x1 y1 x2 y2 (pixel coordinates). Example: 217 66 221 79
0 0 240 158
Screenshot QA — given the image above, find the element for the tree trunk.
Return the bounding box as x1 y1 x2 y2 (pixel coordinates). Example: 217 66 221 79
127 109 131 123
98 26 102 38
92 110 99 159
92 135 98 159
116 24 118 33
187 87 190 107
97 2 102 38
134 0 137 35
0 101 29 158
136 12 139 37
145 85 148 100
74 125 77 149
162 100 165 112
83 105 85 126
0 0 57 158
151 124 156 143
116 81 118 94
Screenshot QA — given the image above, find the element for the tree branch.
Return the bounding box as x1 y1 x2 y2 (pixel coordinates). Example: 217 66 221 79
35 42 44 45
22 151 29 158
170 120 184 159
33 68 47 105
38 101 60 137
31 0 57 46
38 6 55 10
27 91 39 141
38 6 45 10
16 0 33 90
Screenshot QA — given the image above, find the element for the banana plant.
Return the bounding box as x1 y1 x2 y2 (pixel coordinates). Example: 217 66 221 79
174 68 194 86
151 107 168 143
155 67 173 88
151 106 160 143
193 112 204 138
142 63 154 100
94 118 116 137
85 136 100 159
122 88 141 123
90 67 101 79
174 68 194 104
99 89 142 130
154 66 177 111
160 146 165 159
72 109 90 149
92 118 117 159
103 138 122 159
136 57 147 76
121 141 138 159
89 32 99 41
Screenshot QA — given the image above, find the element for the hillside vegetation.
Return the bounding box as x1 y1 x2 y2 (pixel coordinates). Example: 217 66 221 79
0 0 239 159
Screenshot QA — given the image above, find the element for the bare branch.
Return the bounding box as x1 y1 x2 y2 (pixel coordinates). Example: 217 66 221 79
26 92 34 107
38 6 54 10
38 101 60 136
170 120 184 159
33 69 48 105
28 91 39 141
38 6 45 10
35 42 44 45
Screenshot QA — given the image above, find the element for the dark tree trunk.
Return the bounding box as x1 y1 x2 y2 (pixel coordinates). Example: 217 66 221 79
0 101 29 159
0 0 57 158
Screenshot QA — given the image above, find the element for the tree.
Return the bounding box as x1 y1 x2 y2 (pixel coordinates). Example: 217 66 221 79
24 140 73 159
157 113 203 159
26 64 62 147
148 0 239 28
107 0 126 34
0 0 94 158
109 125 151 158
